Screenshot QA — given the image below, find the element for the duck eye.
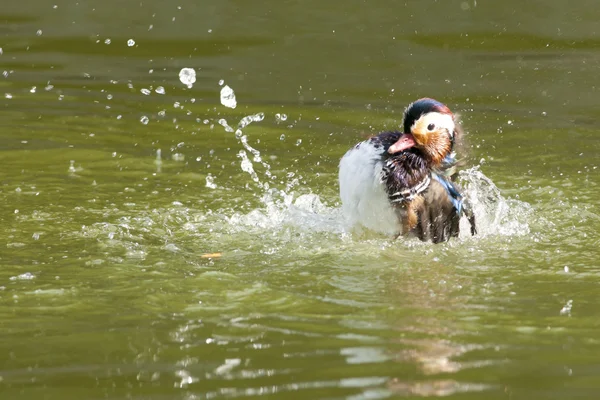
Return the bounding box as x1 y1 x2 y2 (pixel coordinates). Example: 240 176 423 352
427 123 435 131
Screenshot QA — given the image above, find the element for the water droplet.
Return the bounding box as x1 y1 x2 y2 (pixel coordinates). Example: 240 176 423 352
296 139 302 146
30 86 36 93
205 174 217 189
220 85 237 108
218 79 224 86
275 113 288 122
140 88 151 95
140 116 149 125
107 94 113 100
5 93 12 99
238 112 264 129
104 38 111 45
217 118 234 132
280 134 286 141
172 153 185 162
36 29 43 36
560 299 573 316
179 68 196 88
155 86 165 94
127 39 135 46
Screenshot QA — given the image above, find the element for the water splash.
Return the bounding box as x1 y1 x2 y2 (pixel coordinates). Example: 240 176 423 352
216 111 531 246
72 93 534 262
225 164 532 242
238 112 264 129
226 190 344 234
155 149 162 173
458 166 532 238
206 174 217 189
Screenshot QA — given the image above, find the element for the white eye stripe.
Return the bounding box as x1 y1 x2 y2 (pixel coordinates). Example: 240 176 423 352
411 112 455 134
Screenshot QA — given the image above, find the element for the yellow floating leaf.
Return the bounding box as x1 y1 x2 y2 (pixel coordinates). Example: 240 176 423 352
201 252 222 258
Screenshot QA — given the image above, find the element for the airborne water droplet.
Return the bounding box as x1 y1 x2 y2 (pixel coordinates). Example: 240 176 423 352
205 174 217 189
220 85 237 109
140 116 149 125
238 112 264 129
179 68 196 88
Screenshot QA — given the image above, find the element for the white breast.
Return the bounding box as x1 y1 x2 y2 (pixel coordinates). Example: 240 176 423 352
338 141 401 236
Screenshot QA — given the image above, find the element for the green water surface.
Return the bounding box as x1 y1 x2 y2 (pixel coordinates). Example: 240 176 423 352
1 1 600 399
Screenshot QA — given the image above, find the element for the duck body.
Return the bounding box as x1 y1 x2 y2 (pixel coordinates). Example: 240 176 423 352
339 98 476 243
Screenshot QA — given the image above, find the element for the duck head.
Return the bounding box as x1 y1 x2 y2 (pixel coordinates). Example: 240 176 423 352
388 98 457 165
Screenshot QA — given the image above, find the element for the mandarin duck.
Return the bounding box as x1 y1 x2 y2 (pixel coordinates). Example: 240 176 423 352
339 98 476 243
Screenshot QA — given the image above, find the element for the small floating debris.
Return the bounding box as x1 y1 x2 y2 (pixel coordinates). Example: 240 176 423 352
201 253 222 259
